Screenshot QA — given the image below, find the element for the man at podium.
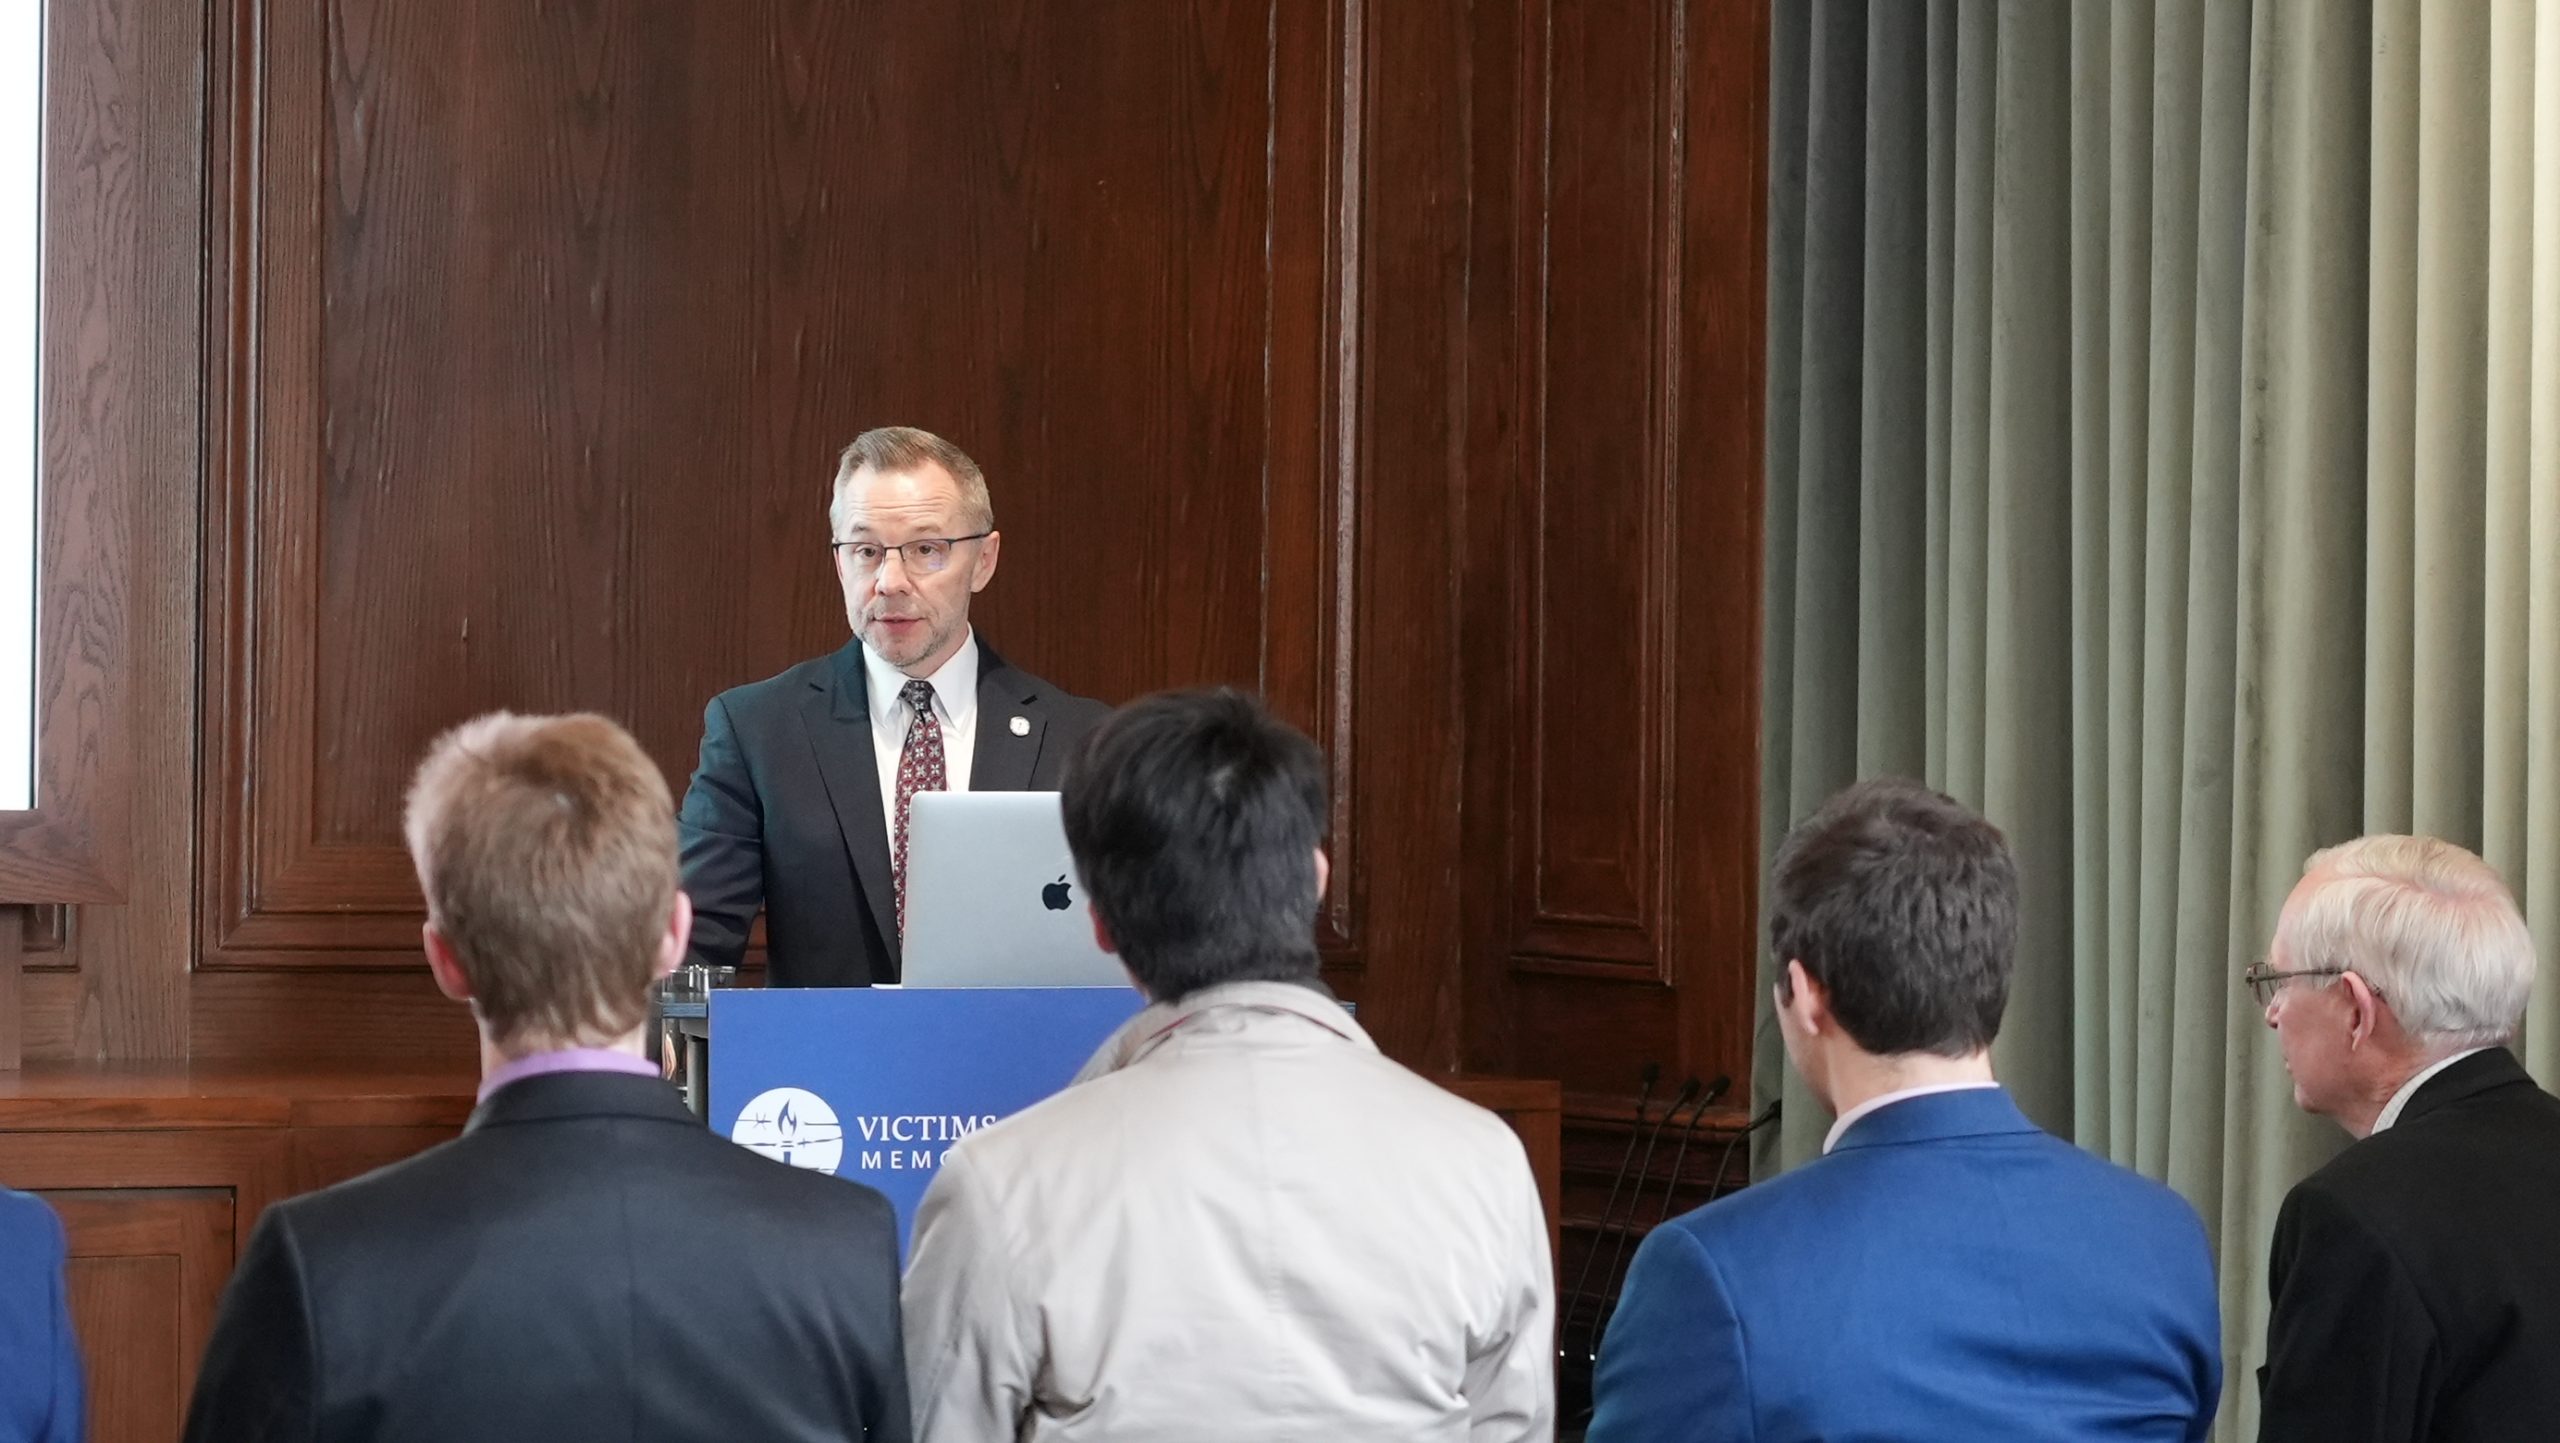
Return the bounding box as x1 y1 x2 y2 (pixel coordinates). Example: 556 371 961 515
679 427 1109 986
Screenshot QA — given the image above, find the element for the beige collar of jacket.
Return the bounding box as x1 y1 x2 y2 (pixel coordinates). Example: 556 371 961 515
1070 979 1372 1085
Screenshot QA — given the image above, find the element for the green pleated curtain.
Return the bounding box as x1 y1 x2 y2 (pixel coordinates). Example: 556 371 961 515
1760 2 2560 1435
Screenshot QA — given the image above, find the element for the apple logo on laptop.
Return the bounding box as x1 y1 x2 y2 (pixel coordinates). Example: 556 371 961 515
1042 875 1074 911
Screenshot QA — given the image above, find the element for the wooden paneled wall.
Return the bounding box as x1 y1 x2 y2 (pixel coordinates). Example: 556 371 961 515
21 0 1765 1263
1 1072 475 1435
200 0 1358 968
1456 0 1768 1100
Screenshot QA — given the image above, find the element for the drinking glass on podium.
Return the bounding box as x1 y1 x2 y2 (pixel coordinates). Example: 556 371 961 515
654 963 735 1115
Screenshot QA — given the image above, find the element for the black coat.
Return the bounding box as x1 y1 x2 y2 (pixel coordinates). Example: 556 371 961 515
678 639 1110 986
183 1072 910 1443
2259 1046 2560 1443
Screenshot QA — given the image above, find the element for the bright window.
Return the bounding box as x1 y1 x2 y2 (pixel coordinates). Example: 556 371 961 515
0 0 42 811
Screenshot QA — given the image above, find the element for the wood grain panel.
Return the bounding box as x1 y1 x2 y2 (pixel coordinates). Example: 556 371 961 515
67 1257 187 1443
189 968 479 1070
28 962 478 1080
1338 0 1470 1063
50 1189 234 1443
0 1062 474 1132
0 1130 290 1224
1454 0 1533 1079
1662 0 1769 1084
200 0 1365 971
1462 0 1767 1100
1262 0 1365 956
1506 0 1684 977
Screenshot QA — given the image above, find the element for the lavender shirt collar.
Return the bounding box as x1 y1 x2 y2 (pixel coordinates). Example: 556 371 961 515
478 1047 661 1103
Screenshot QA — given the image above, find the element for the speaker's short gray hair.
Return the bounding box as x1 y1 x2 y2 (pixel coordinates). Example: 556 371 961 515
827 426 994 537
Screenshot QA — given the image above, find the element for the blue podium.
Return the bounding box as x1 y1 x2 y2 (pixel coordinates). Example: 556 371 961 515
709 986 1147 1258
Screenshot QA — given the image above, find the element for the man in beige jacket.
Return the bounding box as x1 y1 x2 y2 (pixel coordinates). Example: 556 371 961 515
901 689 1555 1442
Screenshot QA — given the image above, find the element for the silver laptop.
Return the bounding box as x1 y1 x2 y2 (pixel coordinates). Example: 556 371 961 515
899 791 1131 988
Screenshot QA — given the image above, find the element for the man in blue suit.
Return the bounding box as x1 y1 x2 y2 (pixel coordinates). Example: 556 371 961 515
0 1185 82 1443
1588 778 2219 1443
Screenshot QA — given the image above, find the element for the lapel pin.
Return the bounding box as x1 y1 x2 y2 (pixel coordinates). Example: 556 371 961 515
1010 715 1030 737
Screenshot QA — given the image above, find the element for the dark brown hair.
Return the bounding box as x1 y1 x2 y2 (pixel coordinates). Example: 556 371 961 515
1771 777 2017 1056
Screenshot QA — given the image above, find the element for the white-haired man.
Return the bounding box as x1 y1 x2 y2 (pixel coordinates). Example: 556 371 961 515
2250 835 2560 1442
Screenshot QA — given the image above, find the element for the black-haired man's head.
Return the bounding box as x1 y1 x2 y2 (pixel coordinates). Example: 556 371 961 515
1061 689 1329 1002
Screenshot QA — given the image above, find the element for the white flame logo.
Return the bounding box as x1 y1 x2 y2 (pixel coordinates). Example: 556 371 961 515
728 1087 845 1174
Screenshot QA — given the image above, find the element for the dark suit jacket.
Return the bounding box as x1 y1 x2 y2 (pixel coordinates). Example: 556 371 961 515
2259 1047 2560 1443
182 1072 910 1443
679 639 1110 986
1588 1088 2221 1443
0 1187 82 1443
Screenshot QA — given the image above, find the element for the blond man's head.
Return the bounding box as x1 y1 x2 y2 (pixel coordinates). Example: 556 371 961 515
403 712 683 1053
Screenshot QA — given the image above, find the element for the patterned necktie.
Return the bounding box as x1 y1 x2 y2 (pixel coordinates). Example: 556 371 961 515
892 678 948 932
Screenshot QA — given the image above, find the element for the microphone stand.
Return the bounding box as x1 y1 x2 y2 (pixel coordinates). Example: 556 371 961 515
1574 1096 1786 1429
1703 1098 1786 1221
1588 1076 1699 1362
1650 1074 1731 1229
1560 1062 1658 1374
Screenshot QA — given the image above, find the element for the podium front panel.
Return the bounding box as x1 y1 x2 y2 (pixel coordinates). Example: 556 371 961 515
711 986 1146 1257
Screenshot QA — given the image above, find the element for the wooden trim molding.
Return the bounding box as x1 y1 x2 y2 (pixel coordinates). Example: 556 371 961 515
1263 0 1363 962
0 1063 476 1132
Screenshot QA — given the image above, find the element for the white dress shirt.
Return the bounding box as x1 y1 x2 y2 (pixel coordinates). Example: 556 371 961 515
1823 1080 2003 1154
2371 1045 2490 1134
862 630 979 834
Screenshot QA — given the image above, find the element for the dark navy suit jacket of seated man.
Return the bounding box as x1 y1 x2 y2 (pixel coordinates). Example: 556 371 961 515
0 1186 83 1443
1588 1087 2221 1443
181 1071 910 1443
679 638 1109 987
